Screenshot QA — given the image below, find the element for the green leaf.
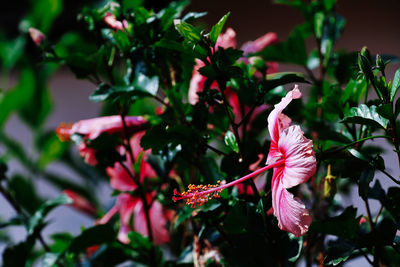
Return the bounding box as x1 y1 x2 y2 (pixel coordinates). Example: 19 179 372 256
391 68 400 101
342 104 389 129
262 72 309 92
28 194 73 234
288 234 303 263
36 133 67 170
258 24 311 65
324 239 354 266
385 187 400 220
314 12 324 39
323 0 336 10
0 69 35 128
0 37 26 70
223 201 247 234
174 20 202 43
135 73 159 96
376 103 393 120
209 12 230 45
310 207 358 238
358 167 374 200
67 224 116 254
27 0 63 33
9 175 43 214
368 180 385 203
224 131 239 153
2 237 35 267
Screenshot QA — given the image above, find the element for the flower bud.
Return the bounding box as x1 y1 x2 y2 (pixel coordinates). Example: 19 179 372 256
28 27 46 46
358 52 373 81
324 165 337 200
375 54 386 74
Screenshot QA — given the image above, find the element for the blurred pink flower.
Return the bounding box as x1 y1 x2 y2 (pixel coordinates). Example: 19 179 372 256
99 131 169 244
104 12 128 31
29 27 46 46
106 131 156 191
188 29 278 135
98 193 170 245
56 115 147 166
63 189 97 217
266 85 316 237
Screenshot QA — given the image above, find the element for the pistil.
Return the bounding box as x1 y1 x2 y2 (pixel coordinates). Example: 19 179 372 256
173 158 285 208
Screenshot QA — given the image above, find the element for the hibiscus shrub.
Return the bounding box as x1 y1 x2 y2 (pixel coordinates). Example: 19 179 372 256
1 0 400 266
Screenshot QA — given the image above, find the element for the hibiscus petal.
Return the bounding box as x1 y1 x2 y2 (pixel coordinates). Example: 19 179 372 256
272 171 311 237
278 125 316 188
267 85 301 163
107 162 136 191
72 115 147 140
215 28 237 49
134 200 170 245
241 32 278 55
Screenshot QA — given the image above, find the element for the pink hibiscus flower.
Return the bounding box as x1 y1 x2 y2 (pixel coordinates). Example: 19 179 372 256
98 193 170 245
99 131 170 244
266 85 316 237
188 28 278 105
174 85 316 237
56 115 147 166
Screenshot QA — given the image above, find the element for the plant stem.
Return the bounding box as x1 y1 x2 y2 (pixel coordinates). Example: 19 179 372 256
378 168 400 185
322 135 390 155
119 113 156 267
0 183 50 252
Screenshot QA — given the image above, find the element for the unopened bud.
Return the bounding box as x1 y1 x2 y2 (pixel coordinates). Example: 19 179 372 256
104 13 127 31
376 54 386 74
324 164 337 200
358 50 373 80
29 27 46 46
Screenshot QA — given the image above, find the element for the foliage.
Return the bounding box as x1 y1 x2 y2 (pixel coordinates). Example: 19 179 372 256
0 0 400 266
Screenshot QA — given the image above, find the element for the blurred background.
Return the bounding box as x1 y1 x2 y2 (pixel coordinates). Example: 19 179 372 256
1 0 399 265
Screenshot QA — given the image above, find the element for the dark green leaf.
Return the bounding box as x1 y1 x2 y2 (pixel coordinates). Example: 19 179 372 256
395 97 400 119
376 103 393 120
385 187 400 220
324 239 354 266
368 180 385 203
258 24 311 65
2 237 35 267
209 13 230 45
0 69 35 128
223 201 247 234
262 72 309 92
224 131 239 153
9 175 43 214
358 167 374 200
28 194 73 234
68 224 116 254
342 104 389 129
309 207 358 238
